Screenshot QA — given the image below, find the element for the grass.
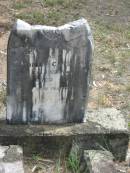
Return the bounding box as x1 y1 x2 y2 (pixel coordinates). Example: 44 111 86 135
127 30 130 39
93 20 130 85
0 88 6 110
94 23 109 38
120 51 130 60
97 93 112 107
55 158 61 173
32 154 42 161
31 154 69 173
15 9 68 26
13 2 27 9
67 144 80 173
126 85 130 92
106 51 116 64
13 0 32 10
31 147 84 173
15 11 45 24
116 64 125 76
42 0 73 8
47 11 64 25
44 0 65 6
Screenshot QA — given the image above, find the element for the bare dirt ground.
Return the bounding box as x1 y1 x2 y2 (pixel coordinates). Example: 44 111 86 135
0 0 130 172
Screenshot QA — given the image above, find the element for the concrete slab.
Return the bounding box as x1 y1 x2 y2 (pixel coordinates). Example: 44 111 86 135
0 108 128 160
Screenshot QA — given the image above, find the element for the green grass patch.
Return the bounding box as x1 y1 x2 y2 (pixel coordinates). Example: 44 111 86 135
67 144 80 173
116 64 125 76
15 11 45 24
15 9 66 25
125 29 130 39
41 0 73 8
97 94 110 107
44 0 64 6
13 3 27 9
119 50 130 61
108 53 116 64
47 11 63 25
55 158 61 173
100 49 116 64
13 0 32 10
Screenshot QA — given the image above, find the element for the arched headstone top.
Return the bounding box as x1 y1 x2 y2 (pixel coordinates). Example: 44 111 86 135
7 18 94 124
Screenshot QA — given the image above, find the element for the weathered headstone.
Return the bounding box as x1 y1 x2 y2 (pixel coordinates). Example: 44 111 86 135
7 18 93 124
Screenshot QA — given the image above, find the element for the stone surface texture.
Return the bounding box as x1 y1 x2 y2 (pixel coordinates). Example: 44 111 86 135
1 108 128 136
0 108 129 161
7 18 93 124
84 150 117 173
0 145 24 173
85 108 128 131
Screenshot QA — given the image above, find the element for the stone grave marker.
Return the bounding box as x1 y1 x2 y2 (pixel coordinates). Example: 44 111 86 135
7 18 93 124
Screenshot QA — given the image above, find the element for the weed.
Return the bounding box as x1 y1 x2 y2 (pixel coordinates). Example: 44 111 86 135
67 144 80 173
55 158 61 173
32 154 40 161
98 93 111 107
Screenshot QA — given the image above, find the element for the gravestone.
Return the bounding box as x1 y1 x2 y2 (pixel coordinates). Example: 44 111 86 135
7 18 93 124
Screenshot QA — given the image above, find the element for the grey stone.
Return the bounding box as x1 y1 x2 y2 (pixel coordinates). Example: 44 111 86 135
7 18 93 124
0 109 128 136
85 108 128 132
114 163 128 173
126 144 130 166
0 108 129 160
0 145 24 173
84 150 117 173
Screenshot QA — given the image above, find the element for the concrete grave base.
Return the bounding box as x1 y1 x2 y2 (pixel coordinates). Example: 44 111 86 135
0 108 129 162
